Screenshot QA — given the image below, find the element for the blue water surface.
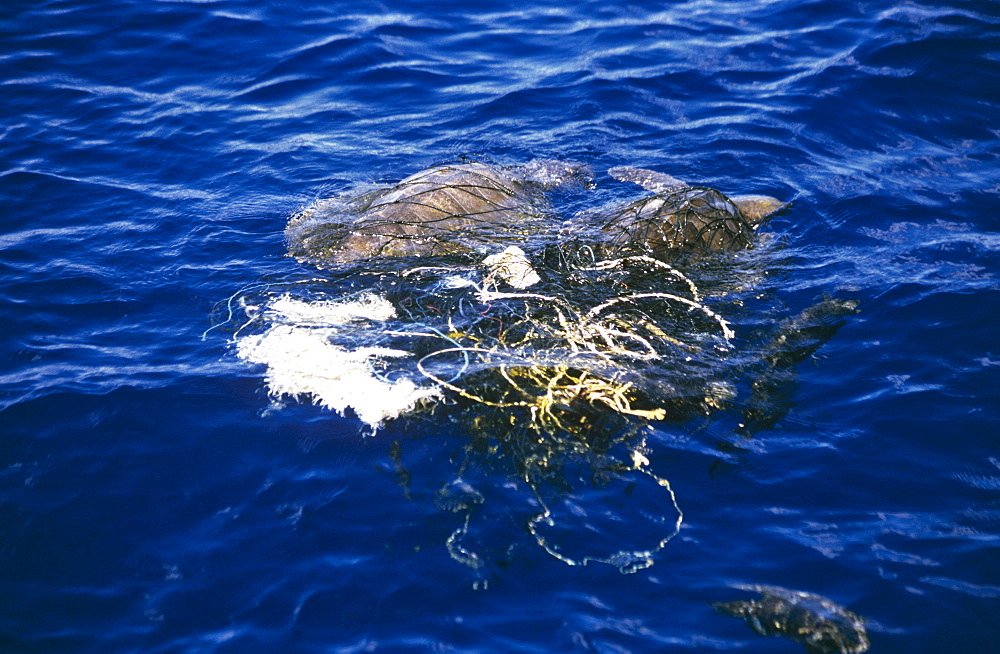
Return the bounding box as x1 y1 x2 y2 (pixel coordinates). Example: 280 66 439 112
2 0 999 651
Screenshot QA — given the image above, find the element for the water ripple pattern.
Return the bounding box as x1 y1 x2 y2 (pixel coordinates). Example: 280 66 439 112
1 0 998 652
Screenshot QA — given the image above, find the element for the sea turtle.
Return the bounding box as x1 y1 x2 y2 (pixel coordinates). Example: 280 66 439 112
287 158 592 266
596 166 788 257
714 584 870 654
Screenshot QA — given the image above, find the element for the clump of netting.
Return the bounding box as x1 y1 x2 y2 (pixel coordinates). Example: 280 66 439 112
390 254 737 437
215 258 712 575
217 244 742 452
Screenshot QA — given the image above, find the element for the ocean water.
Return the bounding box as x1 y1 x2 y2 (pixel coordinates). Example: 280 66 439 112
2 0 999 651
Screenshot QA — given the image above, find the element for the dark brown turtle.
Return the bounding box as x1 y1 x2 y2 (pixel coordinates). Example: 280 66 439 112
598 166 789 257
287 159 592 266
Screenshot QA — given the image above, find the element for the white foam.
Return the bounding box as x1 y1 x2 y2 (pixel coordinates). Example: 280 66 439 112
265 293 396 324
236 294 440 428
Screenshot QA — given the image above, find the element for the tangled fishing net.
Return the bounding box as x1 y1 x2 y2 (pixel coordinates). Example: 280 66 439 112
214 159 797 575
228 251 738 434
220 245 739 573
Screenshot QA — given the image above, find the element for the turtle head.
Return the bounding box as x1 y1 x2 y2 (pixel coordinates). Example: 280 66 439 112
730 194 790 228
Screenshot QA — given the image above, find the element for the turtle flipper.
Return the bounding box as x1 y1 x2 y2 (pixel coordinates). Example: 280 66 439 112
609 166 686 193
739 297 860 435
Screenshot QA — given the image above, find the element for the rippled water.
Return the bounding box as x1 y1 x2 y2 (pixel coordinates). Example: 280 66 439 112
2 0 999 651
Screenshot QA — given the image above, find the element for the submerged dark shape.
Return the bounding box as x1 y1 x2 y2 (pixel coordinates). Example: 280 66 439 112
287 158 592 265
714 585 870 654
598 166 789 257
740 296 862 435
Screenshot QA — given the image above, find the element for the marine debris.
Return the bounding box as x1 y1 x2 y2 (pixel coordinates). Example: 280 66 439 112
223 159 853 575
